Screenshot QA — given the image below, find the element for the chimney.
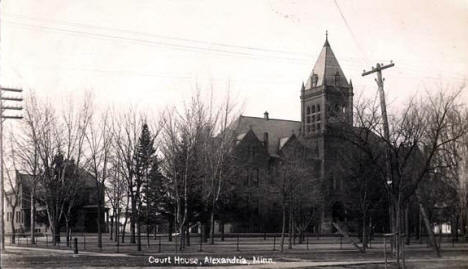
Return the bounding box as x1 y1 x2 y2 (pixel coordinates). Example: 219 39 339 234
264 111 269 120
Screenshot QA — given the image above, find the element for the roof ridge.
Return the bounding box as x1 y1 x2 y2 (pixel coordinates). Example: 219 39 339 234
240 115 300 123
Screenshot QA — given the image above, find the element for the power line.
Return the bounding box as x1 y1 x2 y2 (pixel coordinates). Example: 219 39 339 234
2 19 465 83
333 0 370 65
4 12 315 58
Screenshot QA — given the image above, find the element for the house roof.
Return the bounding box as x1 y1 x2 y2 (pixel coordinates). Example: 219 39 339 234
233 115 301 155
304 37 349 89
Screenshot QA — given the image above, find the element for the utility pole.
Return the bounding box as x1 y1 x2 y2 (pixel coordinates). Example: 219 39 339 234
362 62 394 150
0 87 23 251
362 61 397 262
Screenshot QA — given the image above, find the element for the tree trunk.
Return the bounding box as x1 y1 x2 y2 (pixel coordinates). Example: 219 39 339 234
220 221 225 241
395 199 401 266
30 190 36 244
97 198 103 249
114 210 119 242
53 219 60 245
179 224 185 250
362 211 367 251
10 209 16 244
186 225 190 246
204 222 210 243
131 195 136 244
168 217 173 242
65 220 70 247
110 215 114 240
280 204 286 252
288 203 293 249
122 205 128 243
147 221 150 248
210 206 215 245
418 199 440 257
137 214 142 251
405 206 410 245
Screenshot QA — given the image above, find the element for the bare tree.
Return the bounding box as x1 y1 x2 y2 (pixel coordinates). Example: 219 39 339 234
111 108 141 244
271 137 317 252
200 91 239 244
85 108 112 249
344 89 468 263
13 93 43 244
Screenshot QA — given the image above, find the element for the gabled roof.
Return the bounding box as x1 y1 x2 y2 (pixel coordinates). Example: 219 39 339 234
233 115 301 155
305 37 349 89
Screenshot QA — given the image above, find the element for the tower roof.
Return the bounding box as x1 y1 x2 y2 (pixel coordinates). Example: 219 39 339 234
305 35 349 89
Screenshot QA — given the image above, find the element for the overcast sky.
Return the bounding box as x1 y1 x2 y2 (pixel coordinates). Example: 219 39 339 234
1 0 467 121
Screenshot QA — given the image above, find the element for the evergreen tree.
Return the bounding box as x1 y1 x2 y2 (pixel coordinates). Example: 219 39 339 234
133 123 155 251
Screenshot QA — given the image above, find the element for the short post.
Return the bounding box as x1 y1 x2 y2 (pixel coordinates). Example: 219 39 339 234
73 238 78 254
158 236 161 253
273 236 276 251
236 235 240 251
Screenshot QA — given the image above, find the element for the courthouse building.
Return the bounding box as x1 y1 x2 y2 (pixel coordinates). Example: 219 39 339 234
230 35 356 233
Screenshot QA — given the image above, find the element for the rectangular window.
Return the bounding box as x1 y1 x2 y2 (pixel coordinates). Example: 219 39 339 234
317 113 321 121
317 104 321 111
312 115 315 122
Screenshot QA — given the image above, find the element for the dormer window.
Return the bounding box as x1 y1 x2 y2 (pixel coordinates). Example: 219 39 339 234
334 71 340 85
312 74 318 87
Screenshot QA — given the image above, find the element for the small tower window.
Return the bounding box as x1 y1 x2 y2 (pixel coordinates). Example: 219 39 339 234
317 113 321 121
317 104 321 112
312 105 316 113
312 74 318 87
306 106 311 114
334 71 340 85
312 115 315 122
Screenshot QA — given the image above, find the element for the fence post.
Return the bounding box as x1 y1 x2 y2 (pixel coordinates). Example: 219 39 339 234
74 238 78 254
236 235 240 251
